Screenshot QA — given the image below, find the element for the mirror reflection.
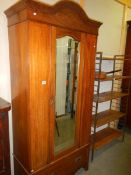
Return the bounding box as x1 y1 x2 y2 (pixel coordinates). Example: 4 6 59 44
54 36 80 154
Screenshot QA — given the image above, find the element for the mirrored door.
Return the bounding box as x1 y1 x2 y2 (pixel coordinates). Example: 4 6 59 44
54 36 80 155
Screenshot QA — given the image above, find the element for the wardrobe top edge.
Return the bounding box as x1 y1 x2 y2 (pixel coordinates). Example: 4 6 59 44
4 0 102 34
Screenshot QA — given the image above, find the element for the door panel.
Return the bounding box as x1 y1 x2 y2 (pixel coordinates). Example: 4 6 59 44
29 21 52 170
49 27 96 159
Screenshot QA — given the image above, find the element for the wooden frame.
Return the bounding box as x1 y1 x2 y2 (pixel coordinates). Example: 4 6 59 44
5 0 101 34
5 0 102 174
49 27 82 161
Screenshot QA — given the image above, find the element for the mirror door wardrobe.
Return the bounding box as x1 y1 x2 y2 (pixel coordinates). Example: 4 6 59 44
5 0 101 174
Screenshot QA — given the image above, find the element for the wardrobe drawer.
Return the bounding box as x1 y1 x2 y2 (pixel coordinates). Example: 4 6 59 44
38 146 89 175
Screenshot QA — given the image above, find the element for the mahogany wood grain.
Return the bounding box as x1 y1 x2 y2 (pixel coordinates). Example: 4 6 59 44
79 34 97 146
91 128 123 149
94 91 128 103
8 22 31 171
0 98 11 175
48 26 56 163
4 0 102 35
56 27 81 41
122 20 131 128
28 22 52 171
5 0 101 174
95 75 131 81
92 110 126 127
14 145 89 175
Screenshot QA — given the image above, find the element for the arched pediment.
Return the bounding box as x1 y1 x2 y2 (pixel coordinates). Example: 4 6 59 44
5 0 102 35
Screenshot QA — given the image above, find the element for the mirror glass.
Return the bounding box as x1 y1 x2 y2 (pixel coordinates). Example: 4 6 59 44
54 36 80 154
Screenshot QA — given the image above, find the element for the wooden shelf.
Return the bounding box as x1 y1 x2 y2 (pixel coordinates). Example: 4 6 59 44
92 110 126 127
96 56 123 60
95 75 131 81
96 56 131 61
94 91 128 103
92 127 123 149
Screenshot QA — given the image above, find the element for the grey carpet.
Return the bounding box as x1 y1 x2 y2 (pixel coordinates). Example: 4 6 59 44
75 129 131 175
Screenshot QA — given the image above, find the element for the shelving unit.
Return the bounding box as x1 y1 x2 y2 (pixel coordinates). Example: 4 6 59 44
91 52 131 161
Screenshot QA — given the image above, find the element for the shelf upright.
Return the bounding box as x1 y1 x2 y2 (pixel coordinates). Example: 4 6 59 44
91 52 102 161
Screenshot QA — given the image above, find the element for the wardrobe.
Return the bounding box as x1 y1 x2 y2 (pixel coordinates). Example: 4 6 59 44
5 0 101 174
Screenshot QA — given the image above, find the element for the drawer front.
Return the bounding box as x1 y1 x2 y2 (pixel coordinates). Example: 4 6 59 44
14 146 90 175
37 146 89 175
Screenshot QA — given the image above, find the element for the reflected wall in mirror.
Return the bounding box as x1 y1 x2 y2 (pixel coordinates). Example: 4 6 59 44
54 36 80 154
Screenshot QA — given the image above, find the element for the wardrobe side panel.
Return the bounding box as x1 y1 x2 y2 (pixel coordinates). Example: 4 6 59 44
79 34 97 146
8 22 31 170
28 22 51 171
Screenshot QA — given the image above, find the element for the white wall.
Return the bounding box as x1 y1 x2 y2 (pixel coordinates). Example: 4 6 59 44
84 0 131 56
84 0 122 55
0 1 18 175
0 0 131 175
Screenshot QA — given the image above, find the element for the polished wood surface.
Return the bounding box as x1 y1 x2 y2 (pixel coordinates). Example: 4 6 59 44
9 21 31 171
92 110 126 127
0 98 11 175
79 34 97 146
28 22 52 171
122 20 131 128
94 91 128 103
92 128 123 149
56 27 81 41
14 145 89 175
96 56 125 60
5 0 101 174
95 75 131 81
9 21 52 172
4 0 102 35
